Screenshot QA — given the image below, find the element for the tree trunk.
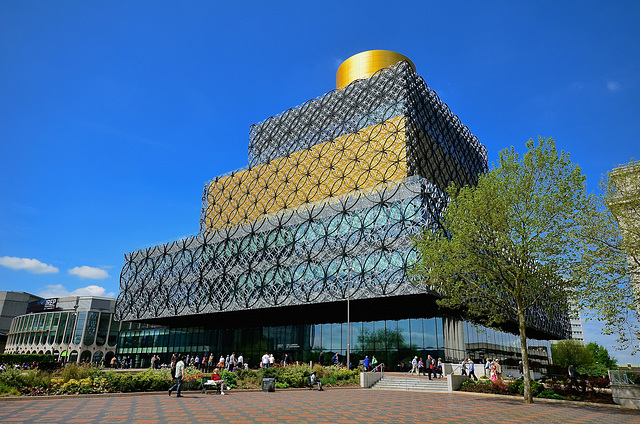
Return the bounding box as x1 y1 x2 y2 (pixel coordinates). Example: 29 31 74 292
517 301 534 404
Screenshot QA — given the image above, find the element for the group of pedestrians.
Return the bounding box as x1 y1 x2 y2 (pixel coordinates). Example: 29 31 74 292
459 358 479 381
167 355 232 399
485 358 503 382
409 355 443 379
216 352 245 372
362 355 379 371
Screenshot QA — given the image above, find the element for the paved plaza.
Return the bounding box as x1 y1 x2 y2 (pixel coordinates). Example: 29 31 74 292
1 388 640 424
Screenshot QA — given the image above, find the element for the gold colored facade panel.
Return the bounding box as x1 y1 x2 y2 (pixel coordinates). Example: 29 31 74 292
203 116 407 230
336 50 415 89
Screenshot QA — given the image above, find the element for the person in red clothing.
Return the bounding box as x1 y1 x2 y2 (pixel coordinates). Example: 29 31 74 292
211 368 230 395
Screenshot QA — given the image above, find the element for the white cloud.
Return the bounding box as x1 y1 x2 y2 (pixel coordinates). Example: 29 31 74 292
38 284 116 299
68 266 110 280
0 256 59 274
607 81 621 92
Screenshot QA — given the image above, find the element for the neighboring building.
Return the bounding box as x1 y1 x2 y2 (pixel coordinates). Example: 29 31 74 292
114 50 569 370
4 296 125 365
570 310 585 343
0 291 43 352
609 161 640 308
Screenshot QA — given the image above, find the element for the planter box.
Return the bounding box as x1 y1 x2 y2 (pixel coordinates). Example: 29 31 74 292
611 384 640 409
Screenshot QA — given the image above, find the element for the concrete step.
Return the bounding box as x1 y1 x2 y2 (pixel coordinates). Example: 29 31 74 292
371 376 449 392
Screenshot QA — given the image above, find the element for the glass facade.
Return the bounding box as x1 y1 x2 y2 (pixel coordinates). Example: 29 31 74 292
5 301 131 365
118 318 446 369
114 317 552 372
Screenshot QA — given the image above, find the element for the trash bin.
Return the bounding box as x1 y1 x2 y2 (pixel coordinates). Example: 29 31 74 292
262 377 275 392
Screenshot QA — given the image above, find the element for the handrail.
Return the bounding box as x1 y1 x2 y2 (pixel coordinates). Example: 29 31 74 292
370 363 385 375
609 370 640 385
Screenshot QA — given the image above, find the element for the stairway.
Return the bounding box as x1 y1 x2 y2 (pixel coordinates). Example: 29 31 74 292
370 375 449 393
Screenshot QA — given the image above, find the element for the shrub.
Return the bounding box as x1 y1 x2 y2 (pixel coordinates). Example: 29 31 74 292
537 389 564 399
259 367 277 379
277 365 309 388
507 379 544 396
461 379 478 389
220 370 237 388
0 354 55 365
586 376 609 392
55 364 101 382
235 369 261 387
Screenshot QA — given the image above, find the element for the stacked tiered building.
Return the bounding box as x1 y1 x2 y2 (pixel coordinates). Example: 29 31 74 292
115 51 568 370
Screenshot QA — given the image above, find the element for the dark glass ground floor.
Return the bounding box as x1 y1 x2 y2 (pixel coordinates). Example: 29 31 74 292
117 317 552 373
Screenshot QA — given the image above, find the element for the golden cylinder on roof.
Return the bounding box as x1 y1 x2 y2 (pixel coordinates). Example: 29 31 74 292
336 50 415 89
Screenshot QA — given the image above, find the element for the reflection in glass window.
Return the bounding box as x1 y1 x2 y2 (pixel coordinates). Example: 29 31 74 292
410 318 423 349
397 319 410 350
44 313 53 331
108 317 119 346
311 324 322 350
73 312 87 345
330 323 342 351
321 324 331 351
51 313 60 331
37 314 45 331
64 313 76 345
96 313 110 346
435 318 444 348
349 322 361 354
84 312 99 345
424 318 437 349
384 320 397 351
361 321 374 351
57 313 68 345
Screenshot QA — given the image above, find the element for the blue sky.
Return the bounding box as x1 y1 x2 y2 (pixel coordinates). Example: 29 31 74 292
1 1 638 362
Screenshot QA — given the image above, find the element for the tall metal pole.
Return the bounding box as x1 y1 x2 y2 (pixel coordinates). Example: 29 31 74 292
347 293 350 369
346 266 353 370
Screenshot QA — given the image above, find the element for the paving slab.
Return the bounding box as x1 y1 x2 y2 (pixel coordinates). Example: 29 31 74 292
1 388 640 423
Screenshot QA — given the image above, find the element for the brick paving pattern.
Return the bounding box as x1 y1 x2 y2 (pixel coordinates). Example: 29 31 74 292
1 388 640 424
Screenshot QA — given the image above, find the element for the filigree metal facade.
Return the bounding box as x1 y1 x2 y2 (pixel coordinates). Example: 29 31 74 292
115 58 568 342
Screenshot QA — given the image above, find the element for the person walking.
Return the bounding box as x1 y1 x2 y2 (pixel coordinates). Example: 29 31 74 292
436 358 443 378
568 363 578 389
467 359 478 381
236 354 244 371
168 356 185 398
460 359 467 376
363 355 370 372
494 359 502 382
425 355 435 380
485 358 491 377
410 356 418 374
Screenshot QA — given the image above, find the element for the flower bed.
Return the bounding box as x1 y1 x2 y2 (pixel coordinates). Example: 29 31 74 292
459 376 614 404
0 364 359 396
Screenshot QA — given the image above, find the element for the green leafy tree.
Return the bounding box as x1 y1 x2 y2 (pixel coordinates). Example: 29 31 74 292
550 340 593 369
585 342 618 369
412 137 596 404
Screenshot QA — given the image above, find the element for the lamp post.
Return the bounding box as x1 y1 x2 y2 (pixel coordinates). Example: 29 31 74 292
346 266 354 370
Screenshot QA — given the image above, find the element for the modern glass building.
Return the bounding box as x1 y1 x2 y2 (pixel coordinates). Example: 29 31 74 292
115 51 568 371
4 296 127 365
